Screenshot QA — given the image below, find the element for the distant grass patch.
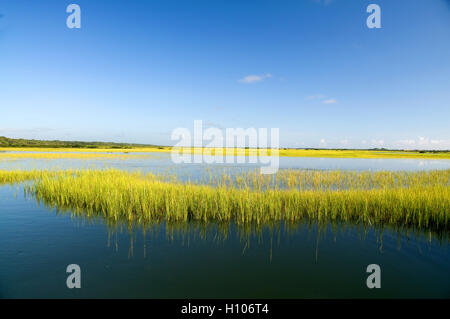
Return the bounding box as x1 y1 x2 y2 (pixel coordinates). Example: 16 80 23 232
0 147 449 159
0 152 154 160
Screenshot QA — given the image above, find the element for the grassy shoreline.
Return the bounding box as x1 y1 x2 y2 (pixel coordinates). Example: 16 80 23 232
1 168 448 233
0 152 154 160
1 147 450 160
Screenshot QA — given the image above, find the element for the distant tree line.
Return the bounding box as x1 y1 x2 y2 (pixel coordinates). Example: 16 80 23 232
0 136 156 149
0 136 447 153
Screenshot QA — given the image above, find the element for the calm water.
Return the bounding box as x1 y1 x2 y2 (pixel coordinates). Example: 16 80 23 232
0 153 449 298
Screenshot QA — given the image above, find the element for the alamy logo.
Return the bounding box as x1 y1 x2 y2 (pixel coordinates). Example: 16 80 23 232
366 4 381 29
66 4 81 29
171 120 280 174
366 264 381 289
66 264 81 289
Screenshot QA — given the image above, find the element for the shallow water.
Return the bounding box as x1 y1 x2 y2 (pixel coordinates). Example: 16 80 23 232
0 154 449 298
2 151 450 182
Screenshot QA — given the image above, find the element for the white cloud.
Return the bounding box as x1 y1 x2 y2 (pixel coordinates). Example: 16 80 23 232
320 138 327 146
431 139 447 145
239 73 272 84
396 139 416 146
371 139 385 147
306 95 337 104
393 137 450 150
323 99 337 104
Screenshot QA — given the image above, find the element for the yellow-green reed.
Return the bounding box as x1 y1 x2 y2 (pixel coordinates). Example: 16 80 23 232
1 147 450 159
198 169 450 192
0 168 447 233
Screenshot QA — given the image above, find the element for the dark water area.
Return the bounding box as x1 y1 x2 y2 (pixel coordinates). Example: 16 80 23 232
1 184 448 298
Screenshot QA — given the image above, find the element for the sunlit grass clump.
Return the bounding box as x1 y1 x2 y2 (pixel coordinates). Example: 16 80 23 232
1 168 448 232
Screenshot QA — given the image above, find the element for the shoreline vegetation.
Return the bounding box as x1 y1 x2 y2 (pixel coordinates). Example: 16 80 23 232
1 136 450 160
1 147 450 160
0 152 155 160
0 168 448 235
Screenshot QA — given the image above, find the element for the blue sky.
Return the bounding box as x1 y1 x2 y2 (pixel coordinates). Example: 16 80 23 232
0 0 449 149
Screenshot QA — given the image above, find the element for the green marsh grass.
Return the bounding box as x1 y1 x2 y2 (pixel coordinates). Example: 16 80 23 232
2 147 450 159
0 168 448 235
